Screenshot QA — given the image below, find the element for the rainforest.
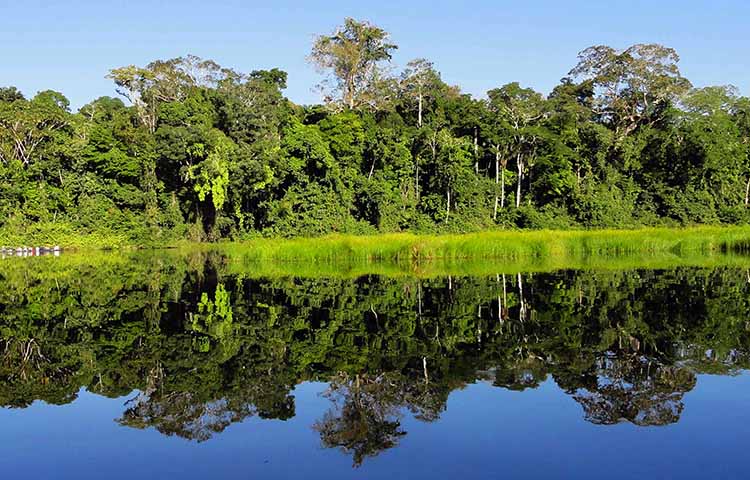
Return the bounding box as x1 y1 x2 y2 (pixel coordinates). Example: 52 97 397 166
2 18 750 248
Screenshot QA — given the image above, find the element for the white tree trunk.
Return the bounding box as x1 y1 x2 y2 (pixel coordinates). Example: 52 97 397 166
516 153 523 208
418 93 423 129
445 188 451 222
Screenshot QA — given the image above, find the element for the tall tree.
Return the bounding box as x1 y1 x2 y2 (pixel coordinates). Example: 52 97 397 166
309 18 398 110
569 44 691 141
487 83 547 208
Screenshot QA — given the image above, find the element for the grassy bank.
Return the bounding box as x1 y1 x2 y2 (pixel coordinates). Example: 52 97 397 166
218 226 750 264
3 226 750 270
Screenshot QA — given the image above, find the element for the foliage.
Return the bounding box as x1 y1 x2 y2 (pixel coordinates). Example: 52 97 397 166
2 19 750 245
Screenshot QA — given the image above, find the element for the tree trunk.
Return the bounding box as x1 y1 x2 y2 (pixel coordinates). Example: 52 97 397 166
445 188 451 222
745 176 750 206
346 74 355 109
516 152 523 208
418 93 423 129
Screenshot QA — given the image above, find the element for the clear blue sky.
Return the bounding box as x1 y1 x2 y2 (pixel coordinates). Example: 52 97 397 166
2 0 748 109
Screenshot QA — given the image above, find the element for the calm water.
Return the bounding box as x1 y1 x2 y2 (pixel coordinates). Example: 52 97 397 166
1 252 749 479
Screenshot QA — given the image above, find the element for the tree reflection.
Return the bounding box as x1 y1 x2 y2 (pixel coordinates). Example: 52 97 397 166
314 373 406 466
572 355 696 426
1 254 750 463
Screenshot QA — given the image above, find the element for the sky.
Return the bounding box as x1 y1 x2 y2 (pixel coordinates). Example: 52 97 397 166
2 0 749 110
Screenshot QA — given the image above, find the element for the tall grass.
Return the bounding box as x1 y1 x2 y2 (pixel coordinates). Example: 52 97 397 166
4 226 750 279
218 226 750 264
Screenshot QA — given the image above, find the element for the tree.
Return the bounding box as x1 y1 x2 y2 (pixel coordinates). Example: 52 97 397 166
487 83 547 208
669 86 749 219
108 55 231 132
569 44 692 141
400 59 442 129
0 86 25 103
309 18 398 110
431 129 473 222
0 90 69 167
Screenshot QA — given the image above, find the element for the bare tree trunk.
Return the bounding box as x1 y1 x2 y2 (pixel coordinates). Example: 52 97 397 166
418 93 423 129
516 152 523 208
745 176 750 206
445 188 451 222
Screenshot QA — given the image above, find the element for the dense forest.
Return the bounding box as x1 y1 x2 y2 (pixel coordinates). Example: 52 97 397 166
2 252 750 464
2 18 750 243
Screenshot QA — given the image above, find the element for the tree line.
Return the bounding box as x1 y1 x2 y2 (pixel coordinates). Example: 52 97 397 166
2 18 750 241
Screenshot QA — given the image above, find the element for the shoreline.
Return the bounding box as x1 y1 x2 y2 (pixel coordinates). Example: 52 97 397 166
5 225 749 259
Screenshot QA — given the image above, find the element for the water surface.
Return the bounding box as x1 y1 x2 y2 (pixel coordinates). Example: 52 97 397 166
1 251 749 479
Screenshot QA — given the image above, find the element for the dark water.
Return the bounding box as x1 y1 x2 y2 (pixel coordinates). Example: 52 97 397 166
1 253 749 479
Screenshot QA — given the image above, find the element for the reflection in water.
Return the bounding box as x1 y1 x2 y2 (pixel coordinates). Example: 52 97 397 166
1 252 749 465
572 356 695 426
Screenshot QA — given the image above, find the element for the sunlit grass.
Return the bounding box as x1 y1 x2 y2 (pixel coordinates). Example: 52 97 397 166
4 226 750 278
216 226 750 262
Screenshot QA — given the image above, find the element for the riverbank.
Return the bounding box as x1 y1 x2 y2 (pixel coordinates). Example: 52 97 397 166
3 226 750 263
218 226 750 263
3 230 750 279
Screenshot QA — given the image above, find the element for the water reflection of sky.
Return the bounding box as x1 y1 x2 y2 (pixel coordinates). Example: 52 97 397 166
1 374 748 479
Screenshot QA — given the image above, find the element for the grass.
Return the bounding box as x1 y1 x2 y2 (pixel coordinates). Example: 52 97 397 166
206 226 750 277
217 226 750 262
3 226 750 278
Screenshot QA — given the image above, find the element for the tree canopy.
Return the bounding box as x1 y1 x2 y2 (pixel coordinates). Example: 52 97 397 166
2 18 749 243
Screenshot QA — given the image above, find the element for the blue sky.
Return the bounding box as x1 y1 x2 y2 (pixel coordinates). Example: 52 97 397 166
2 0 748 109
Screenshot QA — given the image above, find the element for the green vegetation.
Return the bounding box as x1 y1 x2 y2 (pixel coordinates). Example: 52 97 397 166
217 226 750 265
2 18 750 246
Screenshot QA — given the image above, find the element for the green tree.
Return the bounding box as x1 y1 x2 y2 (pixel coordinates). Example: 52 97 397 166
309 18 398 110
